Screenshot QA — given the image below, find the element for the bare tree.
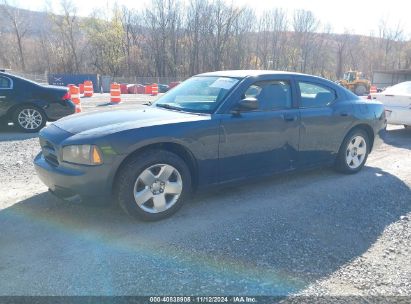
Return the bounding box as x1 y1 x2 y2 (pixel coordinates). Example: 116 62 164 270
227 7 255 70
335 30 352 78
208 0 244 70
292 9 319 73
144 0 184 77
378 18 404 70
48 0 82 73
255 8 288 70
1 0 29 71
186 0 211 75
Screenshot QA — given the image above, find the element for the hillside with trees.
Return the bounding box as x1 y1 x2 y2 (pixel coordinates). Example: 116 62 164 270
1 0 410 81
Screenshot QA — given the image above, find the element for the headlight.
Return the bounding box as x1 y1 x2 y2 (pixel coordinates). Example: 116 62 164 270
62 145 103 165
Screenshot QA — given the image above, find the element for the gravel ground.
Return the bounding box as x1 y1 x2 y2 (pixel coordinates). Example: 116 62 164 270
0 94 410 297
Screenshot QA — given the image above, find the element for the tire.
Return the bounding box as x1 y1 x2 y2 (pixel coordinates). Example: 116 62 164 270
13 105 46 133
335 128 370 174
114 149 192 221
354 85 367 96
404 125 411 129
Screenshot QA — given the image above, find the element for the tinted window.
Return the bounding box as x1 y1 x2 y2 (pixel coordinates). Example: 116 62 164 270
243 80 292 111
299 82 336 108
0 76 11 89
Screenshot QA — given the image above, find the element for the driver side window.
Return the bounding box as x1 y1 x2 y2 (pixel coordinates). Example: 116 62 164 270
242 80 292 111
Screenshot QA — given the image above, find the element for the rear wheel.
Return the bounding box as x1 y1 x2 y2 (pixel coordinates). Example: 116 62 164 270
115 149 191 221
335 129 369 174
354 85 367 96
404 125 411 129
13 105 46 133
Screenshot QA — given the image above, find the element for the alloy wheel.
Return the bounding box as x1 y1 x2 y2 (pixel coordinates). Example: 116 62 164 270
345 135 367 169
133 164 183 214
17 108 43 130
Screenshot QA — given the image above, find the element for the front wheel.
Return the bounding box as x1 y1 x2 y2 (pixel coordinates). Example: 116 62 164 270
335 129 370 174
115 149 192 221
13 105 46 133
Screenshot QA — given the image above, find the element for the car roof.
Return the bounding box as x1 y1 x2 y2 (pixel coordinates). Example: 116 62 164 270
197 70 311 78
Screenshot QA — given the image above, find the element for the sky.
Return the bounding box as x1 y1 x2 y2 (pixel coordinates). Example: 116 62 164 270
19 0 411 37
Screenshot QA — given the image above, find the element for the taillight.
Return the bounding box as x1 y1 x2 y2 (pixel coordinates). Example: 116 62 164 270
62 91 71 100
367 94 371 100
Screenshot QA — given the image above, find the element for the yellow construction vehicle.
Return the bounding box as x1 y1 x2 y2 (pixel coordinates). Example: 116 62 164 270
338 71 371 96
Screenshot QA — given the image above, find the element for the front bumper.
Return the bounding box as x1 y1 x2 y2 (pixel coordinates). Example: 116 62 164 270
34 152 113 202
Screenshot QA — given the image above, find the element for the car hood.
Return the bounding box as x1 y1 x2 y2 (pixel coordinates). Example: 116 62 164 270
52 106 209 135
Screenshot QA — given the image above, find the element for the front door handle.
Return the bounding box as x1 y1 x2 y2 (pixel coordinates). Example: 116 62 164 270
0 96 5 99
282 114 297 122
339 112 349 117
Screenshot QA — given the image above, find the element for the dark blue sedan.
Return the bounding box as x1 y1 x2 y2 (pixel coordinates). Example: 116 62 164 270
0 71 75 132
34 71 386 220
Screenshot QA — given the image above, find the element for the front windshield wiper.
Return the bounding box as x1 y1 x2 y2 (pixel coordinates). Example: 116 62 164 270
155 103 183 111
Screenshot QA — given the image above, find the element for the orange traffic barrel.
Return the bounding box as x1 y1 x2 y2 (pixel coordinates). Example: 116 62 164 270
144 85 152 95
68 84 81 113
84 80 94 97
110 83 121 103
151 83 159 96
78 83 84 94
370 85 377 93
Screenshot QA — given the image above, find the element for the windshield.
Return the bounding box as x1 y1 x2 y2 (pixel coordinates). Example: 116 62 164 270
154 76 240 113
343 72 355 82
384 81 411 94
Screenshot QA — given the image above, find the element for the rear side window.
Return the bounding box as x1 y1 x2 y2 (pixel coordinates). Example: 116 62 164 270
298 82 336 108
243 80 292 111
0 76 12 89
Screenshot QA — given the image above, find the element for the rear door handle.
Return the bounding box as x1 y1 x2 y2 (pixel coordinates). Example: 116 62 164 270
282 114 297 122
339 112 349 117
0 96 5 99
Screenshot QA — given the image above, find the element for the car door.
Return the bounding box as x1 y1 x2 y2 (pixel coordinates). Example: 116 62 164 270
297 79 354 167
217 77 300 182
0 75 14 117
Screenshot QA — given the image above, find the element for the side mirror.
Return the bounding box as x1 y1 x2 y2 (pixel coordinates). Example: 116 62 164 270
231 97 259 115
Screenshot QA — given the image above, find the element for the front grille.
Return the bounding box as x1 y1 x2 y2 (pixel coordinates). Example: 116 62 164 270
40 138 59 167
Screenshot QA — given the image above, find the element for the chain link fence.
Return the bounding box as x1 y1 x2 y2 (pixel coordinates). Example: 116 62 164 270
6 71 187 92
9 71 48 84
112 76 188 85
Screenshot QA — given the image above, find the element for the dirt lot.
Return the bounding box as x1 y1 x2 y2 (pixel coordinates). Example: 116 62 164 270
0 94 410 297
